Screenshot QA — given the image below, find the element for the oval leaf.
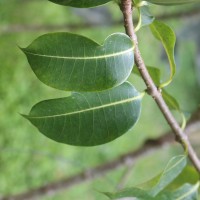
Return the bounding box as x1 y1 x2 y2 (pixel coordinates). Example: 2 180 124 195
23 82 142 146
146 0 200 5
149 155 187 196
150 20 176 88
48 0 111 7
21 32 134 92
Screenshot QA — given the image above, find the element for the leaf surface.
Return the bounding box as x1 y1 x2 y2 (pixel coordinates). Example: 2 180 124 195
146 0 200 6
162 89 186 129
135 6 155 32
48 0 111 8
150 20 176 88
169 182 200 200
156 182 200 200
23 82 142 146
133 66 161 86
104 187 154 200
162 89 180 111
167 166 200 189
21 32 134 91
149 155 187 196
133 66 185 127
103 183 200 200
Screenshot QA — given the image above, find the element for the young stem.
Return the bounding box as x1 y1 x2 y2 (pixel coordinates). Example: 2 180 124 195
119 0 200 173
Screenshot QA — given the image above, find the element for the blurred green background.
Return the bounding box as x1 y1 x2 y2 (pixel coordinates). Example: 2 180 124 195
0 0 200 199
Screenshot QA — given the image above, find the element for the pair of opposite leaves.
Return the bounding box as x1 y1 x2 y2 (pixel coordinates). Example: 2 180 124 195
49 0 200 8
22 32 143 146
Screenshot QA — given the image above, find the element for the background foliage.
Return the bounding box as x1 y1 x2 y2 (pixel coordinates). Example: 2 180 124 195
0 0 200 199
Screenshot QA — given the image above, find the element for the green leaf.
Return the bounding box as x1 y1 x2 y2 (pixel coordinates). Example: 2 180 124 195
133 66 161 86
146 67 161 86
167 166 200 190
48 0 112 8
21 32 134 92
150 20 176 88
145 0 200 6
135 6 155 32
162 89 180 111
103 183 199 200
23 82 142 146
156 182 200 200
104 187 154 200
169 182 200 200
133 0 141 4
162 90 186 129
149 155 187 196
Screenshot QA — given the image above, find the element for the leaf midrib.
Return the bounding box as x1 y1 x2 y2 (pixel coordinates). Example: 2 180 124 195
23 47 134 60
28 93 143 119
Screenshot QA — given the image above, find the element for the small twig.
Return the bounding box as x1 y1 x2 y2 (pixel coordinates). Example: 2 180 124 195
119 0 200 173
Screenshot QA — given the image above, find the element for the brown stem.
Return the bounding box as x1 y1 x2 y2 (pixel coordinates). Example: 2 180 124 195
120 0 200 173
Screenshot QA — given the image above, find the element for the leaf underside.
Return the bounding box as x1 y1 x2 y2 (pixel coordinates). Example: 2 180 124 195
105 182 199 200
22 32 134 92
104 187 154 200
104 155 189 200
48 0 112 8
150 20 176 88
23 82 142 146
155 182 200 200
162 89 180 111
135 6 155 31
133 66 161 86
149 155 187 196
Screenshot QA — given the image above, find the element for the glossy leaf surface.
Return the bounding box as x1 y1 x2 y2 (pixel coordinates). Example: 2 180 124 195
150 20 176 88
149 155 187 196
23 82 142 146
146 0 200 6
48 0 111 8
22 33 134 91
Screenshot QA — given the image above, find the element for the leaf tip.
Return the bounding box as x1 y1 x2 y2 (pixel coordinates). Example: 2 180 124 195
18 45 26 53
19 113 29 120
